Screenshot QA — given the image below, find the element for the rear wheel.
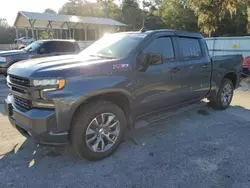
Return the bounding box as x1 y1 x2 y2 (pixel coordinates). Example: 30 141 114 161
70 100 126 161
210 78 234 110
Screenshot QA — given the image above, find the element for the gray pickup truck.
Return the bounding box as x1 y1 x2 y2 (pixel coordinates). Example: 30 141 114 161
0 39 80 75
5 30 242 160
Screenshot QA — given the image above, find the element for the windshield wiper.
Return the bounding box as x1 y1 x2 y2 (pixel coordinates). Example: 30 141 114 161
89 54 115 59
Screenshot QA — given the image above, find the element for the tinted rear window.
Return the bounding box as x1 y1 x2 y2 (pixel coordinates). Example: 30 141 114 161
178 38 202 58
55 42 75 53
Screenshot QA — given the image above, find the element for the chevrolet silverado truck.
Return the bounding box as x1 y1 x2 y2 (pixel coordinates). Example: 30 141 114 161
5 30 242 160
0 39 80 75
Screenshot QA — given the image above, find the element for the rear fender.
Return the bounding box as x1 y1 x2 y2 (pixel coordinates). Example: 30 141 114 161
208 70 239 101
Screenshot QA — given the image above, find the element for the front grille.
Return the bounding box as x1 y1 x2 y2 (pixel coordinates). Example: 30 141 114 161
9 75 30 87
14 96 32 111
12 86 26 94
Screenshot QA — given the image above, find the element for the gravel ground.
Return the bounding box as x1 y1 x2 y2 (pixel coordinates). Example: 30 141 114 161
0 77 250 188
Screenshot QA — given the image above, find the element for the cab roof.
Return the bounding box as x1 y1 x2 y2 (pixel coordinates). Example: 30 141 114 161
38 39 77 43
121 29 204 39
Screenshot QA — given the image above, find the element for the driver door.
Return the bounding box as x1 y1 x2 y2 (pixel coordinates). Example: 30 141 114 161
133 36 178 116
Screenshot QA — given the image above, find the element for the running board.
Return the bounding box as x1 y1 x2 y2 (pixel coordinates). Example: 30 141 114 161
134 101 207 129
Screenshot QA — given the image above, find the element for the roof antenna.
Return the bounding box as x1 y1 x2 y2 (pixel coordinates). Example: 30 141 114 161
140 0 146 33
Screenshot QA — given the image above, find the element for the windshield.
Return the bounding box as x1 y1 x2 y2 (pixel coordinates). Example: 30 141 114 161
24 41 43 52
78 33 147 59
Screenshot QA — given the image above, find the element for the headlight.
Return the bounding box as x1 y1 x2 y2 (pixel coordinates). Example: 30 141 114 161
6 75 10 83
32 79 66 89
0 57 7 62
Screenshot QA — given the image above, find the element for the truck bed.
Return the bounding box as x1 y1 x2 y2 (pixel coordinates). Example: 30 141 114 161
211 54 242 73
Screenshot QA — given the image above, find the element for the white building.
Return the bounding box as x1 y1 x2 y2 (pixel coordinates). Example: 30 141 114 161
13 11 127 41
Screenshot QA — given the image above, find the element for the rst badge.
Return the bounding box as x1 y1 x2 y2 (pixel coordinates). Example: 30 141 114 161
113 64 129 70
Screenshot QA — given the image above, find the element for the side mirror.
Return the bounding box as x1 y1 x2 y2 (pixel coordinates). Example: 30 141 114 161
138 53 163 71
38 48 45 54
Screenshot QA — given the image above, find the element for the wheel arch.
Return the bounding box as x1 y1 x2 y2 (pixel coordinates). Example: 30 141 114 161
223 71 238 89
208 71 238 102
70 90 134 131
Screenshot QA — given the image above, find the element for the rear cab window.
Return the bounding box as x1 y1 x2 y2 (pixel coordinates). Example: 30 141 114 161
178 37 202 59
74 43 80 53
54 42 76 53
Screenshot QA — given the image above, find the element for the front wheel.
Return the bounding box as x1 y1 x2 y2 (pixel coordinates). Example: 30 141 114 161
70 100 126 161
210 78 234 110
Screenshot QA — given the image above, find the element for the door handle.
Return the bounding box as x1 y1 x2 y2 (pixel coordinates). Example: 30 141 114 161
171 67 180 73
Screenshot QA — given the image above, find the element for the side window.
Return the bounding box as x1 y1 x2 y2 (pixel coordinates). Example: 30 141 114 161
144 37 175 60
178 37 202 59
42 42 56 53
55 42 75 53
65 42 75 52
74 43 80 53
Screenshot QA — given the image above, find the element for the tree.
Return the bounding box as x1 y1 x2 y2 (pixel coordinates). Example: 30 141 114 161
59 0 104 17
160 0 198 31
56 0 250 37
140 0 164 29
239 0 250 32
215 3 248 36
106 1 122 21
59 2 77 15
121 0 142 30
44 8 57 14
0 18 16 43
0 18 15 43
98 0 109 17
0 18 8 27
39 31 52 39
98 0 122 19
187 0 221 36
186 0 249 36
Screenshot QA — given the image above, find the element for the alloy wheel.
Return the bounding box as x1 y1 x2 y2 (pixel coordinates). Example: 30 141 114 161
221 83 232 106
85 113 120 152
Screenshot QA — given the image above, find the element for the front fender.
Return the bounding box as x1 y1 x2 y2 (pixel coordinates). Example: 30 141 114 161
46 76 134 131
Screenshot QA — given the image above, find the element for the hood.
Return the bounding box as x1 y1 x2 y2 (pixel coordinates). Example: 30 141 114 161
8 54 121 78
0 50 28 57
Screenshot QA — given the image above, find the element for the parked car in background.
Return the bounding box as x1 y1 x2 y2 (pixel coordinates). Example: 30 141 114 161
14 37 36 49
14 37 36 44
5 30 242 160
0 39 81 75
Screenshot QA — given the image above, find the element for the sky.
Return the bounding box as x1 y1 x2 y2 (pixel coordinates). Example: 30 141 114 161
0 0 69 25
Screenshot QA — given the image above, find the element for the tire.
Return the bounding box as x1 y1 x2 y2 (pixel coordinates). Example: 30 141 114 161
70 100 126 161
210 78 234 110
